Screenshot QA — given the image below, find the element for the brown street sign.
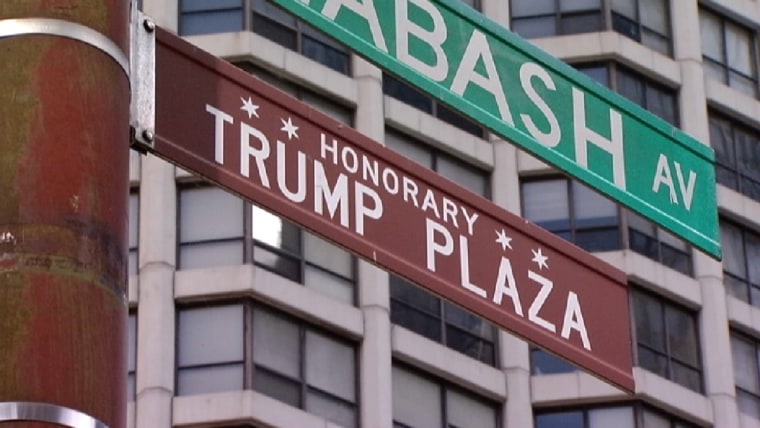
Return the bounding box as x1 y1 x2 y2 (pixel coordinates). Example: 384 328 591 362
154 28 634 392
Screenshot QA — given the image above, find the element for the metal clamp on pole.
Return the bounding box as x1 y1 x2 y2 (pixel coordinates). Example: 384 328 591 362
0 401 109 428
129 5 156 153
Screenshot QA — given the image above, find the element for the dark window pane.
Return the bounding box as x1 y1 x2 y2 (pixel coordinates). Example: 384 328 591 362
182 11 243 36
612 12 641 41
637 346 669 378
560 12 603 34
532 349 577 374
512 16 558 38
391 277 441 314
254 368 301 406
383 74 433 113
536 411 584 428
436 103 484 137
391 300 442 341
252 14 298 50
446 327 495 365
575 228 621 251
672 362 702 392
253 246 301 282
302 35 350 74
633 292 666 351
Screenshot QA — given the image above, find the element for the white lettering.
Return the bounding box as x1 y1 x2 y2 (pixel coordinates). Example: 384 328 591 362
206 104 233 165
462 207 479 236
652 153 678 204
403 176 420 207
321 0 388 52
561 292 591 351
520 63 560 148
675 161 697 210
382 168 399 195
320 134 339 164
572 87 626 189
240 123 270 188
396 0 448 81
277 141 307 203
342 145 359 173
491 257 523 316
314 161 350 229
421 189 441 219
451 30 514 125
426 218 453 272
459 235 487 298
355 182 383 236
442 198 459 229
527 271 556 333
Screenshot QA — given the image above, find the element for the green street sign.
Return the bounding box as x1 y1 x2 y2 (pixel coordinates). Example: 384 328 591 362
271 0 721 259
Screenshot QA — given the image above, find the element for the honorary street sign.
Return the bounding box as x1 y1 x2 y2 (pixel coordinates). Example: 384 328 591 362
154 28 634 392
270 0 721 259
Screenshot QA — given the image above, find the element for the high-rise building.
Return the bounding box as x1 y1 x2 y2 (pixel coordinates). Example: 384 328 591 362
128 1 760 427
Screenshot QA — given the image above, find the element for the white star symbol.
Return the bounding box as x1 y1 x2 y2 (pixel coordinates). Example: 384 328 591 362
240 96 260 119
495 229 513 251
280 117 299 140
531 248 549 270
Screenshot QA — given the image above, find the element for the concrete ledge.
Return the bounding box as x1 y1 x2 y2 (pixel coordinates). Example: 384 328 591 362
727 296 760 337
718 185 760 231
173 390 343 428
383 96 494 170
184 32 357 107
633 367 713 426
391 325 507 401
531 371 628 406
175 265 364 339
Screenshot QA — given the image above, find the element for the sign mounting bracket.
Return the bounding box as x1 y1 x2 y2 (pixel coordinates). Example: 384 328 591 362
129 6 156 153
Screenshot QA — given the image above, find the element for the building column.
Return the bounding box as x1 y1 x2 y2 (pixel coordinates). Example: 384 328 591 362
354 55 394 428
672 2 739 427
493 137 534 428
0 1 130 426
135 157 177 428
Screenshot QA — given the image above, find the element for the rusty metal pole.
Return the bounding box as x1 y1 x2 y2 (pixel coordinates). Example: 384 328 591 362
0 1 130 427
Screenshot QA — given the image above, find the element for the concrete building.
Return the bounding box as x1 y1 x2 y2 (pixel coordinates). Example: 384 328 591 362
127 0 760 427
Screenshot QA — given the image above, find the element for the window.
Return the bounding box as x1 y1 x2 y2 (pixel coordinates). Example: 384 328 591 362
385 130 490 197
720 220 760 307
179 0 350 75
390 276 497 365
510 0 671 56
708 112 760 202
731 332 760 419
576 63 678 125
383 74 486 137
385 131 496 364
176 303 358 427
522 178 619 252
179 0 244 35
392 365 498 428
632 288 702 393
128 191 139 276
178 185 356 304
535 404 698 428
128 312 137 401
627 210 692 276
520 177 691 275
700 8 758 98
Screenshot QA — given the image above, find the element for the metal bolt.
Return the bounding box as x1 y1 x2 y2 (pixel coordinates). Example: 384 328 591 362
142 129 154 142
143 19 155 32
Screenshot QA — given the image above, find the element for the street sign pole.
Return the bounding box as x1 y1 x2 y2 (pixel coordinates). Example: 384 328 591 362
152 28 634 392
270 0 722 259
0 1 130 427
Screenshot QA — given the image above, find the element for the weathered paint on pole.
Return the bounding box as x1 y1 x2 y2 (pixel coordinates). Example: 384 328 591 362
0 1 130 427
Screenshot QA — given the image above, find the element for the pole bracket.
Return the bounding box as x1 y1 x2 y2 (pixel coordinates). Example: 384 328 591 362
129 4 156 153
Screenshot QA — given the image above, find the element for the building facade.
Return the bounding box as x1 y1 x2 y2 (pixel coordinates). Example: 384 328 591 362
128 0 760 427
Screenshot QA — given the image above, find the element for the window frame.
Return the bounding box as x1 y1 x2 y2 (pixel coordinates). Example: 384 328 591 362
175 301 360 426
720 218 760 307
178 0 352 75
708 110 760 202
731 330 760 419
176 183 358 304
534 402 700 428
700 7 759 98
392 362 500 428
509 0 673 56
631 287 704 393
